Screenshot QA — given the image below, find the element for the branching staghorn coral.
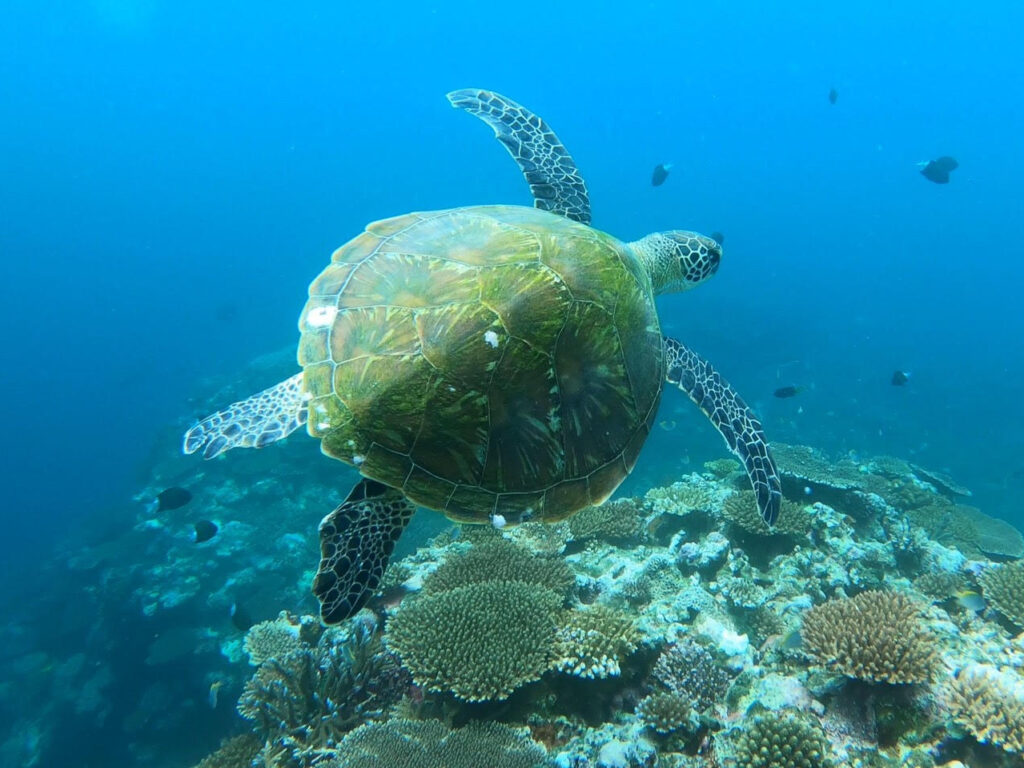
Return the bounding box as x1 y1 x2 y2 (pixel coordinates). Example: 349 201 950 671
566 498 643 544
385 580 562 702
651 639 730 713
913 570 968 601
422 539 575 598
243 612 312 666
331 718 550 768
800 590 936 684
645 479 716 515
237 622 405 753
636 692 697 734
730 711 831 768
192 733 262 768
551 605 641 679
946 664 1024 753
723 491 811 537
979 561 1024 629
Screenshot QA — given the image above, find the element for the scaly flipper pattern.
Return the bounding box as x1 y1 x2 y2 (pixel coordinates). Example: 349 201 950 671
665 337 782 525
182 372 308 459
448 88 592 225
313 479 416 624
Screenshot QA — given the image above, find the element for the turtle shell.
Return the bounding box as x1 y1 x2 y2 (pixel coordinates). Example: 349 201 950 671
298 205 664 523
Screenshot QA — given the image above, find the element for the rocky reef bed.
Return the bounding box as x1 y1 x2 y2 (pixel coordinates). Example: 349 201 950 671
5 441 1024 768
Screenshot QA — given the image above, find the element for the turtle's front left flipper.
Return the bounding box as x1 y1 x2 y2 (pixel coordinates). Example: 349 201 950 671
447 88 592 225
665 337 782 526
313 479 416 625
182 372 308 459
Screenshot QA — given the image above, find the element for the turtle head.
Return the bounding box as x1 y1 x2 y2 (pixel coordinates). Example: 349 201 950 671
629 231 722 296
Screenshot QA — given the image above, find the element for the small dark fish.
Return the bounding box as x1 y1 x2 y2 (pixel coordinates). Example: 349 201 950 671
892 370 911 386
193 520 219 543
230 602 254 631
773 385 803 399
709 231 725 246
154 487 192 512
920 156 959 184
828 87 838 105
651 163 672 186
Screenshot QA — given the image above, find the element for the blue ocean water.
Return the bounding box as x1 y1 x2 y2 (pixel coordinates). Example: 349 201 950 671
2 1 1023 765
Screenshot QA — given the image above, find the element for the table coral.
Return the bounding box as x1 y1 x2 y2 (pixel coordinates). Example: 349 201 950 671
385 580 562 702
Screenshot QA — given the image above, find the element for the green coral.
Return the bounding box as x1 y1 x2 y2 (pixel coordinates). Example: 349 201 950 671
566 498 643 544
551 605 640 679
423 540 575 598
913 570 967 601
332 718 549 768
723 491 811 537
636 692 696 734
237 624 403 751
645 480 716 514
243 613 309 666
704 458 742 478
800 591 936 684
979 561 1024 629
731 711 831 768
651 640 730 713
743 605 786 644
386 580 562 702
192 734 262 768
947 665 1024 754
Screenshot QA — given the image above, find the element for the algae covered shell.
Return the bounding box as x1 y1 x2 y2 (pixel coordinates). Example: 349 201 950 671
298 204 664 525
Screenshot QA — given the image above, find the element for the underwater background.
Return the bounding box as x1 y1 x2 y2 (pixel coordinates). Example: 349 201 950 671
3 1 1024 767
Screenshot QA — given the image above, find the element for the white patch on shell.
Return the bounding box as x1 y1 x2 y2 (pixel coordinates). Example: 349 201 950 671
353 455 366 466
483 330 500 349
306 306 338 328
491 513 507 529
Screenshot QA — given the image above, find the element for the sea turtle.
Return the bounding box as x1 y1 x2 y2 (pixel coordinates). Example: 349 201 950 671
184 89 782 624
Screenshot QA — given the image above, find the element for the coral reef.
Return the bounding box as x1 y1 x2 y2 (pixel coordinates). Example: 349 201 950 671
913 570 968 600
635 692 696 734
422 539 575 598
331 718 550 768
243 612 319 666
50 428 1024 768
946 665 1024 754
729 711 831 768
651 639 730 713
978 561 1024 629
566 499 644 544
385 580 562 701
800 591 937 684
722 490 812 537
237 622 405 757
192 734 262 768
551 605 640 679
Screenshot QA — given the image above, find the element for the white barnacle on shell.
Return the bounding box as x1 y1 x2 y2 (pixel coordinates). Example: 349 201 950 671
491 513 507 529
353 454 366 466
317 421 330 431
306 306 338 328
483 330 500 349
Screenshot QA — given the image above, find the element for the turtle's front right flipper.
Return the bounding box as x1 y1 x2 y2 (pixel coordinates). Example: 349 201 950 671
182 372 308 459
313 479 416 625
665 337 782 526
447 88 592 225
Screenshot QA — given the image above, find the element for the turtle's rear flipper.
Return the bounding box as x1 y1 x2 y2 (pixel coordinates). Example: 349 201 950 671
448 88 592 225
182 373 308 459
665 337 782 526
313 479 416 625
